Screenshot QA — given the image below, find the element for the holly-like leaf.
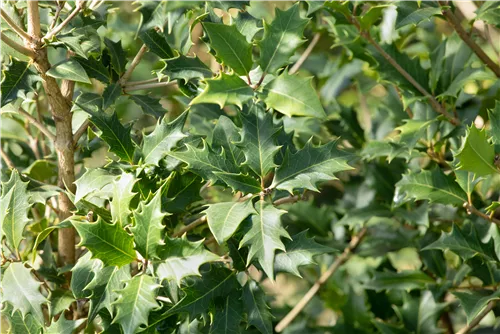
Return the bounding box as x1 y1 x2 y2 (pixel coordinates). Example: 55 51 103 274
240 200 289 280
271 139 353 193
210 293 244 334
162 54 212 83
161 172 203 214
212 171 262 194
73 217 136 267
205 200 256 245
74 56 110 83
455 170 482 198
242 280 273 334
488 101 500 145
203 22 253 76
238 102 281 179
0 170 31 253
142 110 188 166
1 58 39 107
2 305 42 334
191 73 253 109
234 11 261 43
155 236 220 286
2 262 47 324
394 119 435 153
45 317 86 334
46 58 91 84
258 3 309 74
129 94 165 118
364 270 434 291
49 289 74 318
424 222 499 261
274 231 335 277
212 115 244 166
260 71 326 118
455 125 497 176
85 265 131 322
102 83 122 110
71 251 102 299
112 274 160 334
85 110 136 163
452 290 500 324
110 172 137 226
104 38 127 74
139 28 174 59
394 168 467 206
397 292 447 334
395 3 441 29
130 189 167 260
74 168 116 203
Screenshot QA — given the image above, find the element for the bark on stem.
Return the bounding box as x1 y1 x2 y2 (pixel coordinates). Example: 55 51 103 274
1 34 36 57
16 107 56 141
0 9 33 42
456 301 497 334
119 44 148 85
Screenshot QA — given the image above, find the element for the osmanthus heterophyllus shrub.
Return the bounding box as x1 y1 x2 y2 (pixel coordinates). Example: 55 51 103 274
1 1 500 333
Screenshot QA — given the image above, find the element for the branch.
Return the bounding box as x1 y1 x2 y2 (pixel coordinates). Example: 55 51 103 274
275 227 368 333
456 300 497 334
17 107 56 141
123 77 163 87
172 216 207 238
440 4 500 78
73 119 89 146
289 33 320 75
119 44 148 86
43 2 84 41
1 34 35 58
0 146 15 169
464 202 500 226
0 9 33 42
123 81 177 92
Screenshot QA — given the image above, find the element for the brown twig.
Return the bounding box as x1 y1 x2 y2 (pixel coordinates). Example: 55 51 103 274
119 44 148 86
456 300 497 334
0 146 15 169
275 227 368 332
43 1 84 41
1 34 36 57
289 33 320 75
172 216 208 238
0 8 33 42
73 119 89 146
123 77 164 87
464 202 500 226
15 107 56 141
123 81 176 92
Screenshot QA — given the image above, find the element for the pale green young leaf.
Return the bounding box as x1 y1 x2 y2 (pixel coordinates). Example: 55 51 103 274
239 200 290 280
260 71 326 118
203 22 253 76
205 200 256 245
73 217 136 267
455 170 482 198
242 280 273 334
74 168 117 203
70 252 102 299
191 73 253 109
258 3 309 73
271 139 353 193
1 58 39 107
455 126 497 176
394 119 435 153
46 317 86 334
46 58 91 84
2 306 42 334
112 275 160 334
110 172 137 226
452 290 500 324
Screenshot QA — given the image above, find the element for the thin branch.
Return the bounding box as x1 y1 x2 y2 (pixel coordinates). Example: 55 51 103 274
456 300 497 334
289 33 320 75
0 9 33 42
275 227 368 333
119 44 148 86
464 202 500 226
123 81 176 92
43 2 84 41
273 195 301 206
172 216 207 238
1 34 36 57
0 146 15 169
15 107 56 141
73 119 89 146
49 3 63 30
440 4 500 78
123 77 164 87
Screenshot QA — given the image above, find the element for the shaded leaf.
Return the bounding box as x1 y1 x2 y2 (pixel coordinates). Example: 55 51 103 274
104 38 127 75
46 317 85 334
453 290 500 324
70 251 102 299
1 58 39 107
242 280 272 334
365 271 434 291
162 54 212 83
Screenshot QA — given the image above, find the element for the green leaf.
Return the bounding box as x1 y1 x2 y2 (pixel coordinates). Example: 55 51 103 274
112 275 160 334
359 5 389 29
57 35 87 59
142 110 188 166
102 83 122 110
191 72 253 109
74 56 110 83
394 168 467 206
274 231 335 277
0 170 31 253
212 115 244 166
85 265 131 322
271 139 353 193
110 172 137 226
73 217 136 267
46 317 86 334
139 28 174 59
396 5 441 29
156 235 220 286
205 200 256 245
130 94 166 118
74 168 116 203
439 67 495 98
212 171 262 194
49 289 74 317
487 101 500 145
203 22 253 76
104 38 127 75
2 262 47 324
260 71 326 118
424 222 499 261
475 2 500 28
238 102 281 179
130 189 167 260
71 251 102 299
240 200 289 279
210 293 244 334
258 3 309 74
452 290 500 324
455 170 482 198
365 270 434 291
161 172 203 214
46 58 91 84
242 280 272 334
2 305 42 334
396 292 446 334
162 54 212 83
455 125 497 176
85 110 136 163
1 58 39 107
234 11 261 43
394 119 435 153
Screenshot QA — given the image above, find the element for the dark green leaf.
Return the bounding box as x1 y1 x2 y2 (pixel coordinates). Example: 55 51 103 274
104 38 127 75
46 58 91 84
162 54 212 83
139 28 174 59
242 280 272 334
1 59 39 107
130 94 166 118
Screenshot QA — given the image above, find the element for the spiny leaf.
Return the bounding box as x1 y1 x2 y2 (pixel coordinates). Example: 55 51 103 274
2 262 47 324
70 251 102 299
210 292 244 334
394 119 435 153
161 172 203 214
111 275 160 334
74 168 117 203
234 11 261 43
205 200 256 245
203 22 253 76
487 101 500 145
46 58 91 84
455 170 482 198
2 305 42 334
49 289 74 318
190 72 253 109
110 172 137 226
239 200 290 280
455 125 497 176
213 172 262 194
212 115 244 166
260 71 326 118
74 56 110 83
155 235 220 286
364 270 434 291
102 83 122 110
104 38 127 75
452 290 500 324
396 291 447 334
130 189 167 260
394 168 467 206
73 217 136 267
130 94 166 118
139 28 174 59
1 58 39 107
45 317 86 334
242 280 273 334
142 110 188 166
162 54 212 83
271 139 353 194
0 170 31 253
258 3 309 74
